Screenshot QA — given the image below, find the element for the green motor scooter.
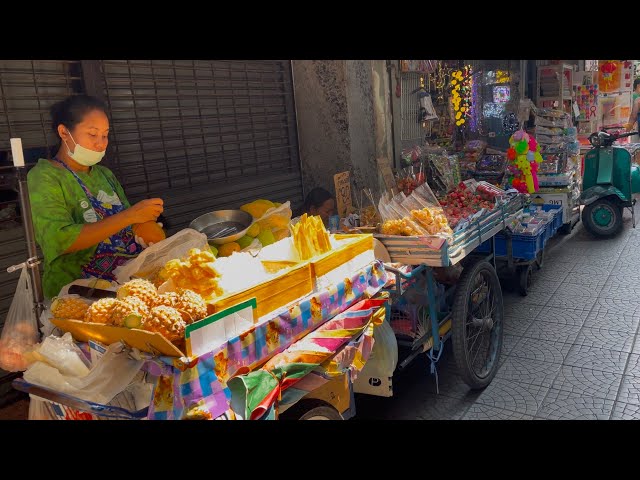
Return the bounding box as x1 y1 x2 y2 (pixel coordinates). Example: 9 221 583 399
581 128 640 237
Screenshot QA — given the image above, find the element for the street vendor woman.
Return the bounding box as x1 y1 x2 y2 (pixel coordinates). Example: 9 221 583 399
27 94 164 299
293 187 336 227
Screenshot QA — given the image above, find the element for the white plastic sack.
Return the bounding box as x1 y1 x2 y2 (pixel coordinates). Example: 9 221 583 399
0 267 40 372
113 228 208 284
359 318 398 380
23 341 144 405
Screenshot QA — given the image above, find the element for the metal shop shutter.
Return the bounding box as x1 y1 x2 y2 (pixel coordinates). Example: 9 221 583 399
0 60 82 382
100 60 303 233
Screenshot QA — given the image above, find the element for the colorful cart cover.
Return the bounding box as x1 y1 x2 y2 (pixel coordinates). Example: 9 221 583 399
146 261 388 420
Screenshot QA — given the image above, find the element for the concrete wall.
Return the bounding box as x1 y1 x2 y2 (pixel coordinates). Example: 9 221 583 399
292 60 393 205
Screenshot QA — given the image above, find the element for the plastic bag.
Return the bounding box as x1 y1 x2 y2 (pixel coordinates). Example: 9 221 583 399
356 318 398 388
238 201 292 253
23 340 144 405
0 267 39 372
113 228 208 284
30 332 91 377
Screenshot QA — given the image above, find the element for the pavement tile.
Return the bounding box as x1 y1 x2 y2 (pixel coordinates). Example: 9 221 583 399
535 307 588 326
462 404 534 420
522 321 581 344
550 365 623 400
495 356 561 388
510 338 572 364
564 345 630 375
537 388 614 420
473 378 550 417
574 326 635 353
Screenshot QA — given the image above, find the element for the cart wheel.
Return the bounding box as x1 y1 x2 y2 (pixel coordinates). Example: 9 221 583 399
535 249 544 270
517 264 533 296
451 261 504 390
279 400 343 420
582 199 623 238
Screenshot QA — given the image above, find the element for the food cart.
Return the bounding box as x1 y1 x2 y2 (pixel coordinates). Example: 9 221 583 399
11 206 391 421
358 193 525 395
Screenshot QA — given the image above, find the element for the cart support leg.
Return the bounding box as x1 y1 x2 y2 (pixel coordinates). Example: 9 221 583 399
425 267 440 354
16 166 45 323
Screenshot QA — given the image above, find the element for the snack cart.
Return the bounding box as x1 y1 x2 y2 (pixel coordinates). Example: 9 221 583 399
367 193 525 392
12 214 391 421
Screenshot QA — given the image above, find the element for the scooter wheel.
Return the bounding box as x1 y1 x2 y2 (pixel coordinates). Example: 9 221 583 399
582 199 623 238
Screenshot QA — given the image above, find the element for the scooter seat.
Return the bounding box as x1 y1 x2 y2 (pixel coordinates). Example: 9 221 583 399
596 152 613 185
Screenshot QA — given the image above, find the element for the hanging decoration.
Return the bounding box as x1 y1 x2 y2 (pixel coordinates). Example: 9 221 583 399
450 65 473 127
599 60 618 91
469 71 481 132
505 130 543 194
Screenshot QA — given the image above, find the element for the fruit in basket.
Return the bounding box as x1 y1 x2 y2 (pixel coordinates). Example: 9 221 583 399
246 223 260 237
155 289 207 324
273 228 289 241
84 298 119 324
240 199 275 219
258 213 289 230
380 219 421 236
111 296 150 328
132 221 166 245
237 235 255 249
51 296 90 320
143 305 187 343
411 208 452 235
209 244 218 258
218 242 241 257
117 278 159 307
257 228 276 247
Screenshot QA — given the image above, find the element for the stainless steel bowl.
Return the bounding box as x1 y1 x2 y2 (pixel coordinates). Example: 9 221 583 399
189 209 253 245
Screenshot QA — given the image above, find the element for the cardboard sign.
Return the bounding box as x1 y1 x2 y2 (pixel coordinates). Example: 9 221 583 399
377 157 396 193
185 298 257 358
334 171 353 218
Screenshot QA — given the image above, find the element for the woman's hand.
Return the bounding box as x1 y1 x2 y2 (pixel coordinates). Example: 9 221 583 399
126 198 164 224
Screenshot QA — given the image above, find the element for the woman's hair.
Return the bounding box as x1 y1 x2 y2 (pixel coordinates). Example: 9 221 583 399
304 187 333 211
50 94 108 136
634 78 640 91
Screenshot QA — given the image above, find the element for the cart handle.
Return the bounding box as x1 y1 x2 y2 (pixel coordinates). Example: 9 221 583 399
383 263 427 280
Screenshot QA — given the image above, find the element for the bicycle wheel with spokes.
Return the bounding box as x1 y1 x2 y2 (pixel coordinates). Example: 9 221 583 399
451 260 504 389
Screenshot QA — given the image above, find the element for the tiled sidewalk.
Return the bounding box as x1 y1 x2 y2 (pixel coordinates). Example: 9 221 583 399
355 213 640 420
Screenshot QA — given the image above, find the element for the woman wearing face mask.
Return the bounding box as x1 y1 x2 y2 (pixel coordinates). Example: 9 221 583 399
27 94 164 299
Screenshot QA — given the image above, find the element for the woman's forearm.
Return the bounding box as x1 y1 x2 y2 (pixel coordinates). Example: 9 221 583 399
629 98 640 126
64 210 133 253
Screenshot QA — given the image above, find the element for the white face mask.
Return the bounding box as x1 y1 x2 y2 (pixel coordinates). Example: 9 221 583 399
64 129 106 167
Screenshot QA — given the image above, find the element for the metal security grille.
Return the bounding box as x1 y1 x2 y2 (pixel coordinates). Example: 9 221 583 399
0 60 82 154
400 72 426 144
101 60 303 231
0 60 82 383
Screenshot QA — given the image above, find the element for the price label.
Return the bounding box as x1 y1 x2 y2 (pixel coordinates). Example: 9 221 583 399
333 171 353 218
572 102 581 118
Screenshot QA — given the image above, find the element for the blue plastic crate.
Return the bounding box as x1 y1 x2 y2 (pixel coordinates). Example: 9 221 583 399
474 204 562 259
475 230 544 260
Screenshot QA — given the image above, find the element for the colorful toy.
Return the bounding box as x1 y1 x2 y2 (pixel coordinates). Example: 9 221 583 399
506 130 542 194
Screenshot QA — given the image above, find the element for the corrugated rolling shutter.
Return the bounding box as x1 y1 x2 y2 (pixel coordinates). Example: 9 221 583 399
0 60 82 383
100 60 303 233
